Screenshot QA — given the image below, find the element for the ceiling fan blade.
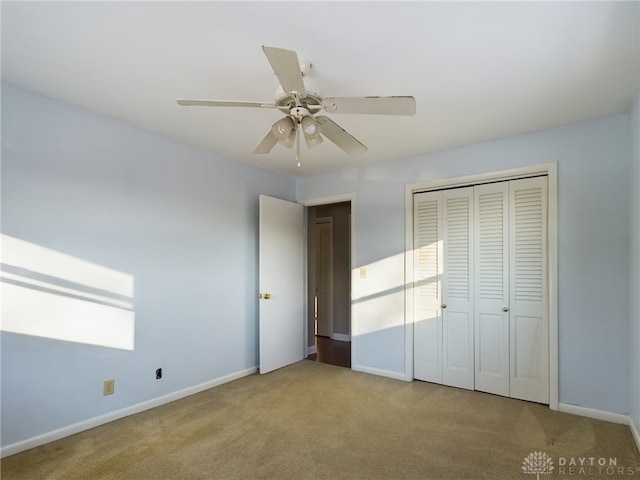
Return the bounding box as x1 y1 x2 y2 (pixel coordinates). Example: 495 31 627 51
315 116 367 157
252 130 279 154
323 96 416 115
177 99 275 108
261 46 306 96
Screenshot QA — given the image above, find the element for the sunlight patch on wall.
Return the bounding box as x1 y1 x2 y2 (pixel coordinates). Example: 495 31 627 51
0 234 134 350
351 252 406 336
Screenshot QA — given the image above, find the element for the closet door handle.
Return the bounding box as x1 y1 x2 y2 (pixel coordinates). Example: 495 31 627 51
441 304 447 309
502 306 509 312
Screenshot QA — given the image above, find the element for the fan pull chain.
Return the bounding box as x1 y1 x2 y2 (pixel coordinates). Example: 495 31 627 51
296 122 301 167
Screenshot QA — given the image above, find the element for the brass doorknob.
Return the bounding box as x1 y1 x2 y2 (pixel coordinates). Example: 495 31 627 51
502 306 509 312
264 293 272 300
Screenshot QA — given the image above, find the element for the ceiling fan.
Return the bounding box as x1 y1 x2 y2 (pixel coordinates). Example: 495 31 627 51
177 46 416 166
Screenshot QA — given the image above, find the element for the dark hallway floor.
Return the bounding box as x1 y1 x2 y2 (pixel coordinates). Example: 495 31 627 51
307 336 351 368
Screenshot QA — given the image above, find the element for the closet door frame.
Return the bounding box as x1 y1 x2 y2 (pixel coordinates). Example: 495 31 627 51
404 162 558 411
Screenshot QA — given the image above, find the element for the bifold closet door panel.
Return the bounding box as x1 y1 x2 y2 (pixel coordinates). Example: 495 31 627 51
441 187 474 390
413 191 443 383
509 176 549 404
474 182 510 397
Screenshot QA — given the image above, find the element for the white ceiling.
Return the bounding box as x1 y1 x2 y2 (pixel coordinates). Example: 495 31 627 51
2 1 639 177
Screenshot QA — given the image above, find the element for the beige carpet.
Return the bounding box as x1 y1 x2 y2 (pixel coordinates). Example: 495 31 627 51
2 360 639 479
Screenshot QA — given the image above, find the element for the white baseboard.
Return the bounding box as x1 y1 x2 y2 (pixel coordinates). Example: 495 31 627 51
352 364 409 382
539 403 640 452
307 345 317 355
558 402 629 425
1 366 257 458
331 333 351 342
629 417 640 454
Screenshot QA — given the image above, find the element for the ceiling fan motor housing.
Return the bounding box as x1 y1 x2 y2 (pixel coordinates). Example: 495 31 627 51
274 79 323 115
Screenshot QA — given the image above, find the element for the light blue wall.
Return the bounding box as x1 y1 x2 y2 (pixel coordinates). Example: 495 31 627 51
297 114 632 414
0 84 295 448
2 82 635 451
629 94 640 432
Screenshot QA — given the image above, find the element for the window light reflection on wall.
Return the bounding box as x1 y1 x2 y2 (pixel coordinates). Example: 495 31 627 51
0 234 135 350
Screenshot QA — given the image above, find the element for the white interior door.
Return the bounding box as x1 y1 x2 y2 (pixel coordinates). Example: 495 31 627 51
442 188 474 390
259 195 304 374
474 182 510 396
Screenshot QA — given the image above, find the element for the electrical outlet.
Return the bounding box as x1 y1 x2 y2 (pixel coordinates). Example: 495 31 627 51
155 368 162 380
103 379 115 396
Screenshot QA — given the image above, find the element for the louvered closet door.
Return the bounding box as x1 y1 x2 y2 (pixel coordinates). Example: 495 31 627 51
441 188 474 390
413 191 443 383
413 177 549 403
474 182 510 396
509 177 549 403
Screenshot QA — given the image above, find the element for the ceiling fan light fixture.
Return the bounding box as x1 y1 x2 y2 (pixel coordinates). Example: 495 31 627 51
301 115 322 149
271 116 295 141
301 115 319 137
304 133 324 149
281 129 296 148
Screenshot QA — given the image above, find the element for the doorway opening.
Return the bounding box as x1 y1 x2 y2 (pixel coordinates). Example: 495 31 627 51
306 201 351 368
